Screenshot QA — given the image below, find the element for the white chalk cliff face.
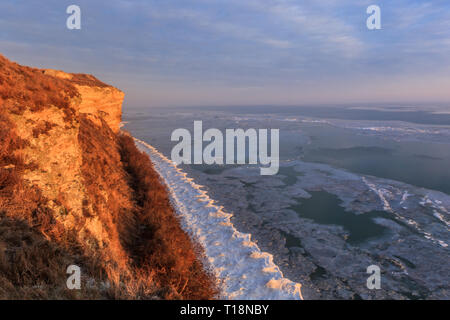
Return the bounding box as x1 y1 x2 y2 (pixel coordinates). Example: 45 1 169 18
134 138 303 300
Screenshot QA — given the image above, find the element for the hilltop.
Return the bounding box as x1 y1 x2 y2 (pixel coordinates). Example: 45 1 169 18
0 54 216 299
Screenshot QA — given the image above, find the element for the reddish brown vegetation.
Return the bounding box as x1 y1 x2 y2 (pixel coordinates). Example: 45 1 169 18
70 73 111 88
0 214 106 299
119 134 217 299
77 116 217 299
0 108 108 299
77 116 137 295
32 121 57 138
0 54 78 121
0 54 217 299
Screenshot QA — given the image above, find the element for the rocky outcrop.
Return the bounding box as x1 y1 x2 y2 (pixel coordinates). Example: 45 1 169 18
43 69 124 132
75 86 124 133
1 56 132 296
6 66 127 251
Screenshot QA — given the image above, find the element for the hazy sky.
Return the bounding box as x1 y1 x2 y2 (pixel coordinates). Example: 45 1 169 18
1 0 450 108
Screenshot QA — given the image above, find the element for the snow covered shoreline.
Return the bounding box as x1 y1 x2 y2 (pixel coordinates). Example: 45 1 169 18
134 137 303 300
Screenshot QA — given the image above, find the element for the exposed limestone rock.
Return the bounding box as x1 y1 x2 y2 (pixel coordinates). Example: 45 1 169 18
75 85 124 133
43 69 124 132
0 53 217 299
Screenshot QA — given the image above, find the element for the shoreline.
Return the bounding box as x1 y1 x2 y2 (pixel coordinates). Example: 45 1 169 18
133 137 303 300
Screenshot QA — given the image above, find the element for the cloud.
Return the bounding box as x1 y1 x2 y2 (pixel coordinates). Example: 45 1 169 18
235 0 365 57
1 0 450 107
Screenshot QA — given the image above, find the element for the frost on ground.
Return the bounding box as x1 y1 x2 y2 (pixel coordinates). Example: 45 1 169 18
134 138 303 300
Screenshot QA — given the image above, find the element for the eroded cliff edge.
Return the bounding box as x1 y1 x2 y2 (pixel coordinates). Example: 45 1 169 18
0 54 216 299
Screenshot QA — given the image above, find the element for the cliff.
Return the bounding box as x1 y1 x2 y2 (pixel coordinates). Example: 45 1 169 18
42 69 124 133
0 54 216 299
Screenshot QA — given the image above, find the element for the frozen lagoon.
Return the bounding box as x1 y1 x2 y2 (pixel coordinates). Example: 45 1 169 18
124 105 450 299
187 159 449 299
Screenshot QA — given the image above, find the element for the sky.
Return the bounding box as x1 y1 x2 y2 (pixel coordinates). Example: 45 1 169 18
1 0 450 108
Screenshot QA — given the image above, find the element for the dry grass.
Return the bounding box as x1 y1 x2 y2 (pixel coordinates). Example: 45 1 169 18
70 73 111 88
0 54 78 121
0 109 112 299
77 116 217 299
77 115 138 296
0 214 107 299
0 53 217 300
32 121 57 138
0 55 217 299
119 133 218 299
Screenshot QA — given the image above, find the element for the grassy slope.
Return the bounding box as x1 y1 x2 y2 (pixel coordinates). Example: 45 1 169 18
0 54 216 299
